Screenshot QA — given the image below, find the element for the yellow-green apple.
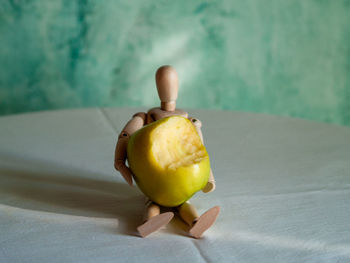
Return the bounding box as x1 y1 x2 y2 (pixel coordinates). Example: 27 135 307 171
127 116 210 207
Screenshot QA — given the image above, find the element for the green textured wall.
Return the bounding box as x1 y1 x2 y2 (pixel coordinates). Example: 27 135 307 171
1 0 350 126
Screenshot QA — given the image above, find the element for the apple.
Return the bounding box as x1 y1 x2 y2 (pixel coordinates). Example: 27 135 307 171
127 116 211 207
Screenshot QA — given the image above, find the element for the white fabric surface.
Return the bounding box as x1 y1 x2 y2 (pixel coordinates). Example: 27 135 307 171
0 108 349 263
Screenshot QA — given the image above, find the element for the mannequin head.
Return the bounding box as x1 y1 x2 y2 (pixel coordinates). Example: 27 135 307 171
155 65 178 111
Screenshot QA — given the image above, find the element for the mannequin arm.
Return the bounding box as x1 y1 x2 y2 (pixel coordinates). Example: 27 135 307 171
189 117 216 193
114 112 146 186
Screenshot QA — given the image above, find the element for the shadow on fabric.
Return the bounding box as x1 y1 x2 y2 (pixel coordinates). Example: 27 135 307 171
0 152 145 237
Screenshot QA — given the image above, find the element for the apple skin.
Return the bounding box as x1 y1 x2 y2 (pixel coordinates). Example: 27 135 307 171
127 116 210 207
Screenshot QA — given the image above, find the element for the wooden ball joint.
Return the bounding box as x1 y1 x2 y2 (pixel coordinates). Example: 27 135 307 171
114 65 220 238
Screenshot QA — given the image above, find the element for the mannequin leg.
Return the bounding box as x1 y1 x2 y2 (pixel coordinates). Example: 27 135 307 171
143 201 161 221
178 201 199 226
178 201 220 239
137 200 173 238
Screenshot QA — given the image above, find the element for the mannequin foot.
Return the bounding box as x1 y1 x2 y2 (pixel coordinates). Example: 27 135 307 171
189 206 220 239
137 212 174 238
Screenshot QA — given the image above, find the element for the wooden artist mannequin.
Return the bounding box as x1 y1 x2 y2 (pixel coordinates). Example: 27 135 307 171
114 66 220 238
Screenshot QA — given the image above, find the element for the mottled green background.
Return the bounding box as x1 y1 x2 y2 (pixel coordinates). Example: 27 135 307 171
1 0 350 126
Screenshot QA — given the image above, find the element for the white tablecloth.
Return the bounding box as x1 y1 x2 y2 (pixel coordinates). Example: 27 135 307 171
0 108 349 262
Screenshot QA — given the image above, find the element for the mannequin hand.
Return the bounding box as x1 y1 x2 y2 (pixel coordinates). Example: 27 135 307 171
202 180 215 193
115 161 134 186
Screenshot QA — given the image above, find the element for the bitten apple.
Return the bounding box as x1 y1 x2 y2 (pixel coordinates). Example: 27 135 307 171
127 116 211 207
